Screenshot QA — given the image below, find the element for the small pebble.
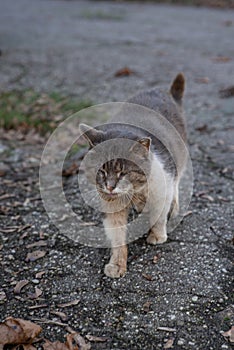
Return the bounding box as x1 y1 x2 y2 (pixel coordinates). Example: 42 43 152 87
31 279 40 284
192 296 198 302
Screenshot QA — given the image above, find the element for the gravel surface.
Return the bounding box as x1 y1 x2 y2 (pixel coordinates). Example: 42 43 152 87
0 1 233 349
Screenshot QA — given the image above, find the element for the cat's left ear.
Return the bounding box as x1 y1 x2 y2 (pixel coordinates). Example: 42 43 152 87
79 123 104 147
130 137 151 158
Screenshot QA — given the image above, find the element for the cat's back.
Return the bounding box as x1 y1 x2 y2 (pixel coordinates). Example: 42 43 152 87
128 75 187 142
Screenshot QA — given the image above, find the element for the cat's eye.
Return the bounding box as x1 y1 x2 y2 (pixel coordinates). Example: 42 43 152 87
117 172 124 179
99 169 107 178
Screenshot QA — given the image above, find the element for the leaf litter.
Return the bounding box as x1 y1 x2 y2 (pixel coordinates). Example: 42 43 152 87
0 317 92 350
25 250 46 262
14 280 29 294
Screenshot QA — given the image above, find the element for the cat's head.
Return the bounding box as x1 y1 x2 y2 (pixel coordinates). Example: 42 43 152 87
79 123 151 201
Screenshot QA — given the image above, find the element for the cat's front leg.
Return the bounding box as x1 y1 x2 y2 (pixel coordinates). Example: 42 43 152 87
103 211 128 278
147 219 167 245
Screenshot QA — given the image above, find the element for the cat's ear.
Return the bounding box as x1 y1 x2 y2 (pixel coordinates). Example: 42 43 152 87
79 123 104 147
130 137 151 158
170 73 185 103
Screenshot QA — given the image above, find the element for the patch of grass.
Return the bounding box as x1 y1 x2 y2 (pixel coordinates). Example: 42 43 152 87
0 90 93 134
80 10 125 21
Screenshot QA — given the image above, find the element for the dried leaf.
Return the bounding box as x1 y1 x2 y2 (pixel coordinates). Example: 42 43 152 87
142 273 153 281
114 67 135 77
201 194 214 202
85 334 108 342
222 326 234 343
14 280 29 294
142 301 152 313
43 333 90 350
72 333 91 350
50 311 68 322
195 124 208 133
28 287 43 300
0 317 42 344
18 224 31 233
62 163 79 177
35 271 45 279
12 345 37 350
25 250 46 262
57 299 80 308
195 77 210 84
26 241 47 249
0 227 18 233
0 193 15 200
28 304 48 310
219 86 234 98
212 56 231 63
153 254 161 264
43 339 71 350
164 338 174 349
183 210 193 218
157 326 176 332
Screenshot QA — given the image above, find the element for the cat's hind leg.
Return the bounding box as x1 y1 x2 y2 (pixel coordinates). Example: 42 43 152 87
169 178 180 219
147 178 173 245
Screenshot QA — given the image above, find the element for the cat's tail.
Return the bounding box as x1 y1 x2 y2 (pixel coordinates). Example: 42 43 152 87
170 73 185 104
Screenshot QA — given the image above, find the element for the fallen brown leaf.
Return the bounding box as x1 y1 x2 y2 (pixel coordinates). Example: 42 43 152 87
164 338 174 349
195 124 208 133
26 241 47 249
43 333 90 350
183 210 193 218
222 326 234 343
219 85 234 98
62 163 79 177
212 56 231 63
142 301 152 313
0 193 15 200
142 273 153 281
28 287 43 300
201 194 214 202
114 67 135 77
72 333 91 350
14 280 29 294
50 311 68 322
153 254 161 264
28 304 48 310
157 326 176 332
195 77 210 84
25 250 46 262
35 271 45 279
43 339 71 350
12 345 37 350
0 317 42 345
57 299 80 308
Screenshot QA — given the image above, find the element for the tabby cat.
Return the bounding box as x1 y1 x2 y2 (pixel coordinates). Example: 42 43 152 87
80 73 187 278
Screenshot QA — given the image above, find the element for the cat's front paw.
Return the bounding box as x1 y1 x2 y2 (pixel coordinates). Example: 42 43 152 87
104 263 126 278
147 229 167 245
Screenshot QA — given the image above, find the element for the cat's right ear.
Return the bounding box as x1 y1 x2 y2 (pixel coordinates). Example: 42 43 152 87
79 123 104 147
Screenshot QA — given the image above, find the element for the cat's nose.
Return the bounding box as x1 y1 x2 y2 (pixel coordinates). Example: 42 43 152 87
106 185 115 192
106 181 116 192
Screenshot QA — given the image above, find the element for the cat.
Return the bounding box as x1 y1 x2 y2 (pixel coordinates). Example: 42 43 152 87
79 73 187 278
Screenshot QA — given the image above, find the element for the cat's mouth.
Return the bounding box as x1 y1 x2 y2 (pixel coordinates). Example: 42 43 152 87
100 192 118 200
